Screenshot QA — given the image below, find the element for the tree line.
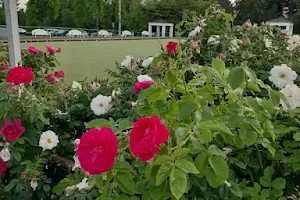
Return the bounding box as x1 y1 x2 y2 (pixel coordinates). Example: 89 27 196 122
0 0 299 33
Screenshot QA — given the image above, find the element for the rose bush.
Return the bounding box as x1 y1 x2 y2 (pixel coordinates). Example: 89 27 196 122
1 4 300 200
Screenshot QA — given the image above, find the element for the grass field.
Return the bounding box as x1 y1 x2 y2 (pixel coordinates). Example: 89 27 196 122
21 39 170 81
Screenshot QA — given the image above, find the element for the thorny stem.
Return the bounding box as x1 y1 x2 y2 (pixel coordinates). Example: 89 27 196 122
255 144 263 169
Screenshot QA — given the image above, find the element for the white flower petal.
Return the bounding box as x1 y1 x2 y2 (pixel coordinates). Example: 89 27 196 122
137 75 153 82
90 94 112 116
0 148 10 162
39 130 59 151
121 55 133 67
76 178 89 191
30 180 38 191
142 57 154 68
269 64 298 89
72 81 82 90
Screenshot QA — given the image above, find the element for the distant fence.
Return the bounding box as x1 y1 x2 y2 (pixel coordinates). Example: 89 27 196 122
0 36 173 44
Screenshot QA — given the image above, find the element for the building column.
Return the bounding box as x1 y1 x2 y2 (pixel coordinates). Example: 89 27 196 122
162 25 166 37
157 26 160 37
4 0 21 67
169 25 174 37
148 23 152 37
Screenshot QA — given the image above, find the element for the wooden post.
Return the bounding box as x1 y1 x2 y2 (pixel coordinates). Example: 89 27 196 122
4 0 21 68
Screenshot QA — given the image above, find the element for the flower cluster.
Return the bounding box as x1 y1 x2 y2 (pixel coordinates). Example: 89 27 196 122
77 116 169 175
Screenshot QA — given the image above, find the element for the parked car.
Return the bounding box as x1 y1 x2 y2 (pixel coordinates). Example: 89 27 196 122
90 32 98 37
54 30 69 36
81 31 89 37
46 29 59 36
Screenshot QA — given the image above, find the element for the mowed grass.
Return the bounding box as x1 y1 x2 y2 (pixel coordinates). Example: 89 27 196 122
21 39 171 81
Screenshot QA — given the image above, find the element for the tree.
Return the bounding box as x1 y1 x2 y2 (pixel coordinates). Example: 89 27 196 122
25 0 60 26
125 0 147 32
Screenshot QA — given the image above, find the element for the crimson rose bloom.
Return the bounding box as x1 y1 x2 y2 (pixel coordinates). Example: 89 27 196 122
54 70 65 78
1 118 25 142
130 116 169 162
0 158 7 175
166 41 178 55
46 45 56 55
134 81 155 95
48 74 56 83
6 66 34 85
56 47 62 53
28 46 40 55
77 127 118 175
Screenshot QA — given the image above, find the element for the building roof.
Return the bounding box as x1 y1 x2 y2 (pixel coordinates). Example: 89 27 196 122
266 17 293 24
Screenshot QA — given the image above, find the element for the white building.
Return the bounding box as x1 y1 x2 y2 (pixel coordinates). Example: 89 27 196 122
266 17 294 36
148 20 174 37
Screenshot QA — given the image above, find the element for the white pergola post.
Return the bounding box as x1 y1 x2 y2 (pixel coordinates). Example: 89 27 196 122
169 25 174 37
148 23 152 37
157 26 160 37
4 0 21 68
162 25 166 37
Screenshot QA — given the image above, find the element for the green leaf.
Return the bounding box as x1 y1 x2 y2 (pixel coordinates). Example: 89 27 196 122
100 182 112 200
260 176 272 187
178 101 196 121
43 184 51 193
271 189 284 197
208 145 226 159
247 82 261 92
18 138 25 145
150 55 163 68
13 151 21 162
194 151 209 177
261 189 271 197
86 119 112 129
172 148 190 160
267 144 276 158
150 181 167 199
4 179 18 192
156 162 173 186
239 126 257 146
205 167 220 188
208 156 229 184
269 90 281 107
175 127 188 142
271 178 286 190
175 159 199 174
264 166 275 178
153 155 172 166
228 67 245 90
24 130 38 146
229 185 243 198
170 168 187 200
167 70 178 86
293 132 300 141
116 175 137 195
118 119 133 131
212 59 225 76
114 160 132 172
232 158 246 169
116 194 130 200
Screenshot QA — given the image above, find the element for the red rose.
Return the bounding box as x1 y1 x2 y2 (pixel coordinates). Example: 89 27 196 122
166 42 178 55
54 70 65 78
6 66 34 85
56 47 62 53
46 45 56 55
217 53 224 59
28 46 40 55
0 158 7 175
77 127 118 175
0 62 8 70
134 81 155 95
48 74 56 83
1 118 25 142
130 116 169 162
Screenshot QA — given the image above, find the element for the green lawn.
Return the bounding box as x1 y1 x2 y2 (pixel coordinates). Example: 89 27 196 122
21 39 170 81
